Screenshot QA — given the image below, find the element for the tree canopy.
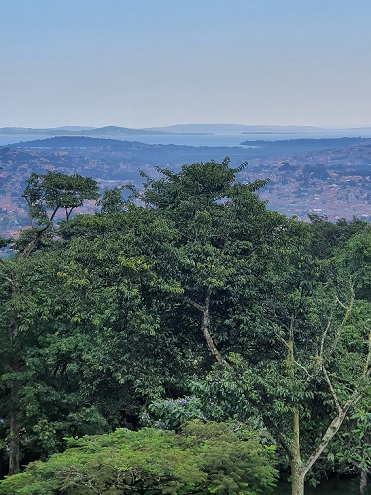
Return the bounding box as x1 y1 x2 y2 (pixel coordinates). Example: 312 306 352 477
0 161 370 495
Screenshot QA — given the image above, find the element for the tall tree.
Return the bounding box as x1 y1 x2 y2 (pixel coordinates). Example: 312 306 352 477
0 172 98 475
142 158 285 365
190 232 371 495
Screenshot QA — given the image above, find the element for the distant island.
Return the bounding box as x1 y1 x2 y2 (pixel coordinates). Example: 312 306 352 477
2 123 371 140
242 131 298 135
0 125 213 137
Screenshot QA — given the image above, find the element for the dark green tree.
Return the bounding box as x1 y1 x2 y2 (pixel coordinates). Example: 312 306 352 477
20 171 99 256
141 158 286 366
0 172 99 475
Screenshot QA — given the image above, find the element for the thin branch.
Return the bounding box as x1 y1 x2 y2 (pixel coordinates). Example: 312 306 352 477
320 286 354 366
340 282 355 326
289 314 294 343
24 197 36 229
201 290 226 365
49 205 61 223
302 389 361 479
186 292 226 364
184 296 204 313
319 318 332 360
335 294 348 310
294 360 311 378
273 326 289 349
323 366 341 414
363 330 371 376
66 206 76 222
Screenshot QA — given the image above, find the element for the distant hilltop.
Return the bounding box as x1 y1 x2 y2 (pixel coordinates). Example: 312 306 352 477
0 125 211 137
0 125 176 136
148 123 371 137
1 123 371 138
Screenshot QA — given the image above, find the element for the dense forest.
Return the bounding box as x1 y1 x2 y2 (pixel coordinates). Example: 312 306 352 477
0 159 370 495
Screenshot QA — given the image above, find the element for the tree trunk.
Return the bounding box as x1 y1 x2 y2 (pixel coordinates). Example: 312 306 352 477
291 461 305 495
200 291 225 364
360 469 367 495
287 319 305 495
8 383 20 475
186 291 225 364
291 407 305 495
8 313 20 475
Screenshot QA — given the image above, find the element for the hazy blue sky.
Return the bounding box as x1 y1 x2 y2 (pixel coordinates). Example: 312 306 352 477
1 0 370 128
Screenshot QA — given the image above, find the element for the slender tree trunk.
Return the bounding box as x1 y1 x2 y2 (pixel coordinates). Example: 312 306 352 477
291 408 305 495
200 290 225 364
8 383 20 475
8 317 20 475
186 290 225 364
287 318 305 495
360 469 367 495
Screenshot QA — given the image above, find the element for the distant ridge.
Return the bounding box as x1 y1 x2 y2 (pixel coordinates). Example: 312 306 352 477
147 123 371 136
0 126 175 136
78 126 176 136
2 124 371 139
8 136 205 150
9 136 159 149
0 126 207 137
8 136 370 158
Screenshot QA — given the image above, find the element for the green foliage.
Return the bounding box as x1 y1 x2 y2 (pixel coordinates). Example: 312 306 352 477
337 408 371 473
340 230 371 300
140 397 207 430
2 161 371 490
22 171 99 228
0 422 278 495
97 184 139 214
0 238 12 249
24 171 99 212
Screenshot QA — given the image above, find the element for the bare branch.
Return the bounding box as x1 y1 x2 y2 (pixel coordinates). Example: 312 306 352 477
335 294 348 310
24 196 36 229
319 318 332 360
65 206 76 222
273 326 289 349
323 366 341 414
340 281 355 326
186 292 226 364
201 291 226 365
294 360 311 378
300 280 363 479
49 205 61 223
363 330 371 376
302 389 361 479
320 285 355 366
184 296 204 313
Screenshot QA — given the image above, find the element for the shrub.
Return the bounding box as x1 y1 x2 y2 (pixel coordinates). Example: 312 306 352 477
0 421 277 495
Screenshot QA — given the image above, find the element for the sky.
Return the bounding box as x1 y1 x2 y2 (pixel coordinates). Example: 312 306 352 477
1 0 370 129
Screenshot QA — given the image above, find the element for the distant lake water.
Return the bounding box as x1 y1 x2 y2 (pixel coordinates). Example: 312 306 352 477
1 129 371 148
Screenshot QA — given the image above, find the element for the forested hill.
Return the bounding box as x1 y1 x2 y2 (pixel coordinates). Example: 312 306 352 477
10 135 368 155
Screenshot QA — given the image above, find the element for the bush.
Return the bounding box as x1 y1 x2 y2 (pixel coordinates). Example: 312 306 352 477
0 421 277 495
